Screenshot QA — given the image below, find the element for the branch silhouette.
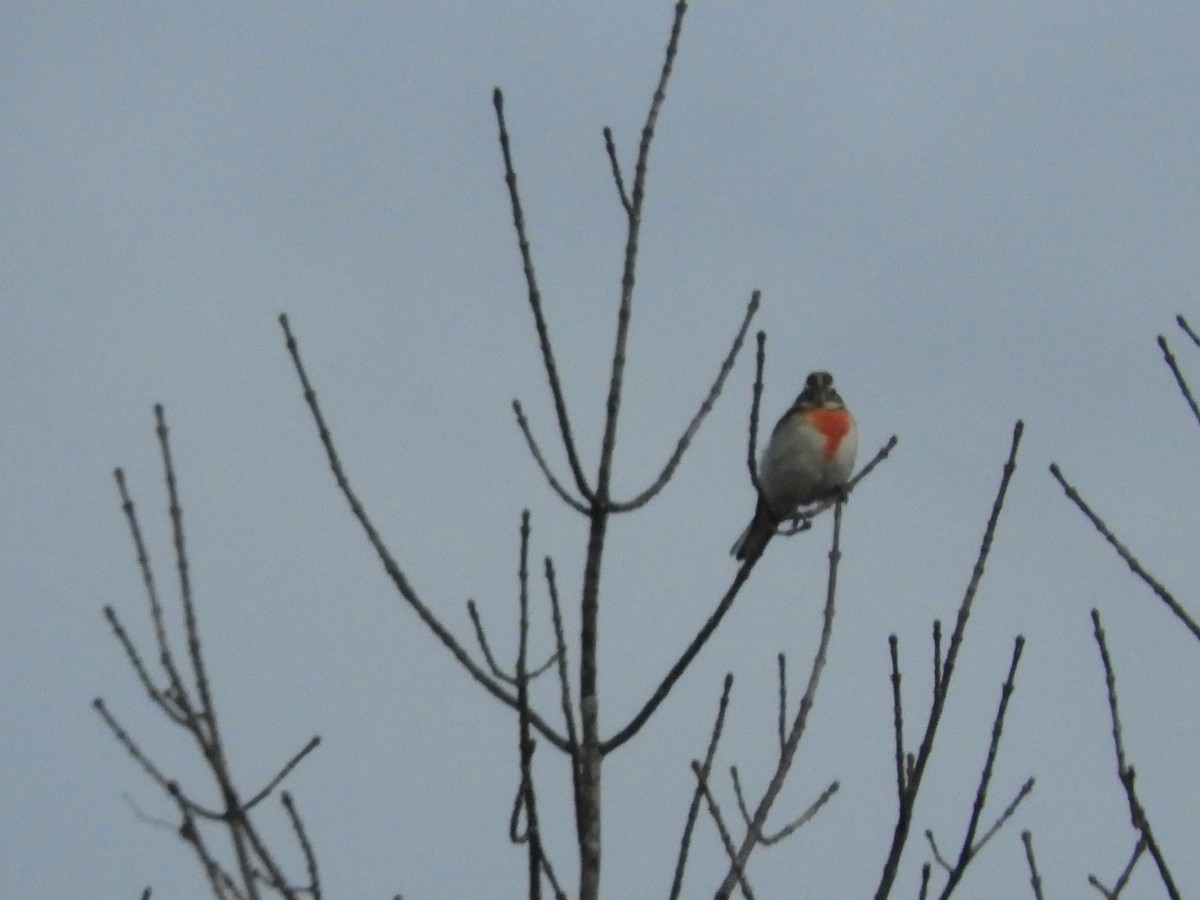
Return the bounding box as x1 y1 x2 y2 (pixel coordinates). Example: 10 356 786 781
875 420 1025 899
97 407 321 900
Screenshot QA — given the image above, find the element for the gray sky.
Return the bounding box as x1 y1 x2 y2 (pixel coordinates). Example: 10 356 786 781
5 3 1200 897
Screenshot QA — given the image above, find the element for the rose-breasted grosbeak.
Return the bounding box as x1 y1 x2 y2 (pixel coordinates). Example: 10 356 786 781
732 371 858 560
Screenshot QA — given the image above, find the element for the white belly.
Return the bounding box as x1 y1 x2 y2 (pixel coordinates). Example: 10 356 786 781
760 420 857 516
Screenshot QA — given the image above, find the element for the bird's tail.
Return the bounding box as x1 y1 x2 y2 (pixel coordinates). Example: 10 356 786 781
731 500 775 561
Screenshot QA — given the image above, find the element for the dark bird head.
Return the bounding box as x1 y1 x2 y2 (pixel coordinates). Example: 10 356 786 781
799 371 844 408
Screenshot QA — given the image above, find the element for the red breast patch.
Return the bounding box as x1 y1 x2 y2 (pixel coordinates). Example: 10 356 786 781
809 407 853 458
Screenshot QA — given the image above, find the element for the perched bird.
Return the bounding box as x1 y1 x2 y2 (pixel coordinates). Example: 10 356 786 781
732 371 858 560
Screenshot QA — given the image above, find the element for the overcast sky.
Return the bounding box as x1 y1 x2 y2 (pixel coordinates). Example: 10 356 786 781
5 3 1200 897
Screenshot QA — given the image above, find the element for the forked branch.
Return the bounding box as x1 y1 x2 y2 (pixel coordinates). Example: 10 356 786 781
493 88 595 506
1091 610 1180 899
609 290 760 512
714 501 847 898
98 408 322 899
279 314 570 752
875 421 1025 899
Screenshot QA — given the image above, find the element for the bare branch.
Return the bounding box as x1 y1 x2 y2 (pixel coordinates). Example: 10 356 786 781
113 467 192 721
925 830 954 874
691 761 756 900
602 126 631 215
281 792 321 900
93 698 176 794
1050 464 1200 642
610 290 760 511
776 653 787 754
716 501 846 897
602 561 755 755
467 599 512 682
1176 313 1200 348
746 330 767 496
1091 610 1180 899
279 314 569 752
511 400 590 514
595 0 688 504
241 736 321 814
1088 835 1145 898
1157 334 1200 430
670 673 733 900
467 599 560 686
575 8 691 893
889 635 906 804
492 90 594 504
1021 831 1044 900
937 637 1030 898
932 619 943 695
971 777 1035 864
918 863 931 900
154 405 219 746
753 781 839 846
511 511 554 900
874 420 1025 900
102 605 185 726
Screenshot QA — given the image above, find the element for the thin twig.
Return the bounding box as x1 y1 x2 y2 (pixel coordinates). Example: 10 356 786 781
1088 835 1146 898
616 435 898 753
279 314 569 752
281 792 321 900
925 830 953 874
670 673 733 900
772 433 900 538
1091 610 1180 899
918 863 931 900
610 290 759 511
595 0 689 508
543 558 582 845
1021 831 1044 900
155 406 218 747
492 90 594 503
511 512 547 900
113 468 192 721
776 653 787 754
92 698 176 793
746 331 766 497
1176 314 1200 349
102 605 185 726
874 421 1025 900
716 501 846 898
602 560 755 755
691 761 756 900
754 781 839 846
932 619 943 695
889 635 905 804
241 736 322 813
511 401 590 514
1157 335 1200 430
1051 464 1200 641
730 765 753 829
467 600 560 685
938 636 1029 898
970 778 1035 863
602 126 632 214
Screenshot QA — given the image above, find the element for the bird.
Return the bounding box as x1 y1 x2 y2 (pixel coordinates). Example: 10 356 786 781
731 371 858 561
